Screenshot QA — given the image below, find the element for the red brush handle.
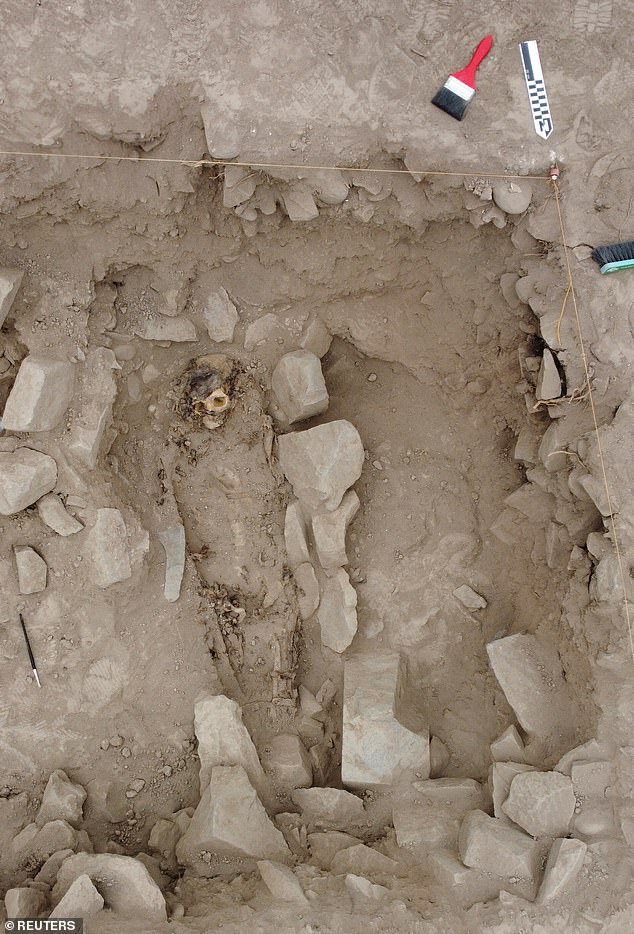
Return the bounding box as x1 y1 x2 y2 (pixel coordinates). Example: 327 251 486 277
453 35 493 90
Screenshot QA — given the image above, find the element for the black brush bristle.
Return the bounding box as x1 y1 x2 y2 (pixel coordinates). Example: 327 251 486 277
431 86 470 121
591 240 634 267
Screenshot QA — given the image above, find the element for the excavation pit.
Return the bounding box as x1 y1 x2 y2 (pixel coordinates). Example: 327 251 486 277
0 155 624 928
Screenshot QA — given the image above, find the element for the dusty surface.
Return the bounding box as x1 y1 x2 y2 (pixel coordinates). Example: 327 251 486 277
1 1 633 931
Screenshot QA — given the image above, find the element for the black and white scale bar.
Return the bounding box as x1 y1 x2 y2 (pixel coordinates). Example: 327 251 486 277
519 40 554 140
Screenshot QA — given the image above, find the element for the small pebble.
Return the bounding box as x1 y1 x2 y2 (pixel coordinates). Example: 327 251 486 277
367 373 377 382
161 766 173 777
372 460 383 470
121 747 131 758
466 378 488 396
109 735 124 748
100 739 110 750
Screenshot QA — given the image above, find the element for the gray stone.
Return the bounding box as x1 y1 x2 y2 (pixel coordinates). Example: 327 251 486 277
490 725 525 763
66 348 118 469
194 692 266 796
312 490 360 569
36 769 86 828
300 317 332 358
342 653 429 787
14 545 47 594
331 843 398 877
244 313 283 351
271 350 329 425
223 165 257 208
429 736 450 778
0 448 57 515
318 568 358 653
502 770 575 838
537 838 587 903
284 501 310 568
85 778 128 824
299 684 323 719
2 356 75 432
308 831 361 869
257 860 308 903
486 634 575 748
201 104 241 159
282 184 319 221
53 853 167 920
34 848 74 886
4 887 46 918
14 820 77 864
293 562 320 620
490 762 536 820
459 810 541 884
87 508 131 588
148 819 181 863
0 267 24 327
554 739 612 776
264 734 312 791
313 170 349 205
395 779 485 854
277 420 364 512
50 873 104 919
176 765 290 866
344 873 388 902
536 349 562 401
429 850 507 908
570 760 611 798
492 181 532 214
291 787 365 829
158 524 186 602
37 494 83 536
452 584 487 610
133 318 197 342
572 801 617 838
203 287 239 343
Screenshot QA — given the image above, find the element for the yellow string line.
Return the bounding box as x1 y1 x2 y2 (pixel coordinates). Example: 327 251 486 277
0 148 550 181
552 179 634 665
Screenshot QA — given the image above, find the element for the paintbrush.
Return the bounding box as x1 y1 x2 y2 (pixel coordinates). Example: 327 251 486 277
19 613 41 687
432 35 493 121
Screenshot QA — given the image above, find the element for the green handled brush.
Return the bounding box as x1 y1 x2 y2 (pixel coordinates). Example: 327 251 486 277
591 240 634 274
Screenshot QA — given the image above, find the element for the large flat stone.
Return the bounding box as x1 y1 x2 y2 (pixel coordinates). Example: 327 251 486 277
277 419 364 511
342 653 429 788
0 448 57 515
176 765 290 866
271 350 329 424
262 734 312 792
36 769 86 828
53 853 166 920
203 287 239 342
37 493 84 536
394 779 486 854
459 810 541 887
158 524 186 602
317 568 358 653
86 508 131 588
14 545 47 594
0 267 24 327
2 355 75 431
486 634 575 752
50 873 104 919
284 500 310 568
4 887 47 919
257 860 308 903
291 787 365 830
194 692 267 796
66 348 118 469
312 490 360 569
537 838 587 903
502 770 576 838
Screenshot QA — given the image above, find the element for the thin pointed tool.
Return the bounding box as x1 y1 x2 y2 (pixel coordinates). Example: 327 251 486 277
19 613 41 687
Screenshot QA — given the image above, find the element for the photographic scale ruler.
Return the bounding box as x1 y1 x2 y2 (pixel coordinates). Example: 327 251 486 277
519 40 554 140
